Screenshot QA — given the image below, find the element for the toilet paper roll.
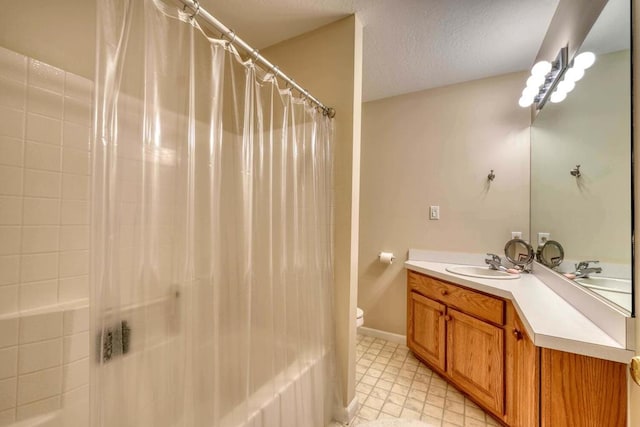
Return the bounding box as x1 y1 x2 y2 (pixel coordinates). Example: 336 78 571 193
379 252 395 265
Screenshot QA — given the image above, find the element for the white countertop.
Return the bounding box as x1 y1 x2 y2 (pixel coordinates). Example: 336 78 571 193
405 259 634 363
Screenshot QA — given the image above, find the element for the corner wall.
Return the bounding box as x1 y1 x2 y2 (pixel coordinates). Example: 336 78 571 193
358 71 531 335
262 15 364 413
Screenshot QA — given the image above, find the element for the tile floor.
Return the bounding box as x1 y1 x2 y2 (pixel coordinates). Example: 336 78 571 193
349 334 499 427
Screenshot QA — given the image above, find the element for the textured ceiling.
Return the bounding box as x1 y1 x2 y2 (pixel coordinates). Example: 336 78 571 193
201 0 560 102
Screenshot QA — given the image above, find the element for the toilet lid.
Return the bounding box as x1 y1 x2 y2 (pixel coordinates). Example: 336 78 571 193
356 307 364 318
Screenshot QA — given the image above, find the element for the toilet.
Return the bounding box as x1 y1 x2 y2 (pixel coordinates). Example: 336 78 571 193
356 307 364 327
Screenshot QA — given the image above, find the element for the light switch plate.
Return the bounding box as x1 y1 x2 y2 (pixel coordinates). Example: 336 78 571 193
429 205 440 220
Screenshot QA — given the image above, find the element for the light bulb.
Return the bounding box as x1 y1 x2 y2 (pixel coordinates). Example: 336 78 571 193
550 90 567 103
573 52 596 70
518 95 534 108
522 86 538 98
526 75 545 89
564 67 585 82
531 60 552 77
557 80 575 93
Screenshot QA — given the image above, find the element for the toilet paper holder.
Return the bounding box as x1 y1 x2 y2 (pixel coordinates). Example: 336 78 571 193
378 252 395 264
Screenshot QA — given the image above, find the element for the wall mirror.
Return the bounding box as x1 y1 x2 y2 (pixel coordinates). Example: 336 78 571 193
530 0 633 314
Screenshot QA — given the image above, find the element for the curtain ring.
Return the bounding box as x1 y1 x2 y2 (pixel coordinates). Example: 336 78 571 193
269 65 279 79
226 30 237 45
183 0 200 19
251 48 260 61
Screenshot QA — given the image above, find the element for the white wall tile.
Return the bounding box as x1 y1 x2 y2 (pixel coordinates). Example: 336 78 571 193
62 122 89 151
0 286 18 316
0 319 18 349
0 378 17 411
59 226 88 251
59 251 88 278
20 253 58 283
19 280 58 311
61 175 89 201
58 276 88 302
61 386 88 427
21 227 60 254
26 113 62 146
64 74 92 102
62 332 88 364
63 97 91 125
0 77 25 111
22 198 60 225
62 149 89 175
16 395 60 421
0 136 23 167
62 308 88 336
0 256 20 286
0 166 23 196
24 142 62 172
0 197 22 225
0 106 24 139
17 366 61 405
28 59 64 94
0 227 21 255
0 347 17 380
18 339 62 375
0 46 26 84
24 169 61 198
27 87 63 120
61 358 88 392
60 201 88 225
0 408 15 425
19 312 62 344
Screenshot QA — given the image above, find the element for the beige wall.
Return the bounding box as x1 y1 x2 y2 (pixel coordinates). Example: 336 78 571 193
262 16 364 410
358 72 530 335
0 0 95 80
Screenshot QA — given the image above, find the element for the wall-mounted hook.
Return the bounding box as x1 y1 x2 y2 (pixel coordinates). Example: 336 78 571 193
570 165 581 178
487 170 495 181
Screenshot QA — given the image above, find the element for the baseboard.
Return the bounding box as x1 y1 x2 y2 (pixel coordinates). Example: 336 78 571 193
332 395 359 424
358 326 406 345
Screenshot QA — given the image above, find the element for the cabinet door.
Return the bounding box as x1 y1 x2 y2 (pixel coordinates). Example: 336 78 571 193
510 313 539 426
541 348 626 427
447 308 504 415
407 291 446 371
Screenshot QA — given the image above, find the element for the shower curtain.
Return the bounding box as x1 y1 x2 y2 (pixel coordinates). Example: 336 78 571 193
91 1 336 426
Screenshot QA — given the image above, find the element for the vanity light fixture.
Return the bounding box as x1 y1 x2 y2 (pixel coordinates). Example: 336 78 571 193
518 49 597 110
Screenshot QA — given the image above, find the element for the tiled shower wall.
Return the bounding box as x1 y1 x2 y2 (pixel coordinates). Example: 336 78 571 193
0 46 91 426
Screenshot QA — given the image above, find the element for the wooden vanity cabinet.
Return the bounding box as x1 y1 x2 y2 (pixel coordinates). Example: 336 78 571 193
407 270 512 420
407 270 627 427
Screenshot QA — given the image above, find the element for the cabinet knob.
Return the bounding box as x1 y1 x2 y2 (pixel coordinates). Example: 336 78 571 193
444 315 452 322
438 311 444 317
513 329 523 341
440 289 448 296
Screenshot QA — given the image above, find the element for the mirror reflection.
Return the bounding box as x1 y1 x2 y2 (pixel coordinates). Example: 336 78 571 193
530 0 632 313
536 240 564 269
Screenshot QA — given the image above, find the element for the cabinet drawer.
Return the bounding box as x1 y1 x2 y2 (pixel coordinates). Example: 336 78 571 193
408 271 504 325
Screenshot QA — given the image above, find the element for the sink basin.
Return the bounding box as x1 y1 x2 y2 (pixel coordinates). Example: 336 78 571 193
575 277 631 294
445 265 520 280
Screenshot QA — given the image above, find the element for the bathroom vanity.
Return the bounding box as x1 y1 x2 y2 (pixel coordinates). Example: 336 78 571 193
405 262 629 427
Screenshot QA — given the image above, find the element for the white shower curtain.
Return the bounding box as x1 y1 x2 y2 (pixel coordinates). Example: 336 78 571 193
91 1 336 426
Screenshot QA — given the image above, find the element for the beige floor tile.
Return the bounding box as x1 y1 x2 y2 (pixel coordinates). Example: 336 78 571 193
381 402 402 417
354 333 491 427
401 408 422 420
423 402 444 418
363 395 385 410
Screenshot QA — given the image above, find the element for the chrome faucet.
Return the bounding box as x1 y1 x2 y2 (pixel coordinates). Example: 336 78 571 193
485 253 505 271
574 260 602 278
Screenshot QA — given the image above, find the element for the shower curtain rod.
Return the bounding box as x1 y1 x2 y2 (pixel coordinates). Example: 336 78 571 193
178 0 336 118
